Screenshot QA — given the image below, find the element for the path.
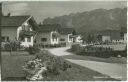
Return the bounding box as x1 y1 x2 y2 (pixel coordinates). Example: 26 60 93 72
48 47 127 80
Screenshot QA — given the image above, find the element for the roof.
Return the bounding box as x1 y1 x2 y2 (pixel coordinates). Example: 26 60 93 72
59 28 75 35
98 30 122 40
1 15 30 27
38 24 61 33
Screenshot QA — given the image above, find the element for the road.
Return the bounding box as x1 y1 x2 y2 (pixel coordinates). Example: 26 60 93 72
48 47 127 80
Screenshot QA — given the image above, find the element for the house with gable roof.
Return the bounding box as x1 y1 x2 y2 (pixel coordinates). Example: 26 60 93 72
35 24 61 47
1 15 38 47
97 29 127 44
59 28 83 46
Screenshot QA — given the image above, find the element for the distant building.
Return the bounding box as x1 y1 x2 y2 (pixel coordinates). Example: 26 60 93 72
36 24 60 46
1 15 38 47
102 35 111 42
59 28 82 46
59 28 74 46
98 29 126 43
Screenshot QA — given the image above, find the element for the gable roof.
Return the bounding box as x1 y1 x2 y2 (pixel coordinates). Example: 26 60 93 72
38 24 61 33
1 15 30 27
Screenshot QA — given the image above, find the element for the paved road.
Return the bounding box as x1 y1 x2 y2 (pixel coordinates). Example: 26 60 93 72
48 47 127 80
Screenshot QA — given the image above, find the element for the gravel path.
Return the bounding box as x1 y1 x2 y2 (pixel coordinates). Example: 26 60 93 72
48 47 127 80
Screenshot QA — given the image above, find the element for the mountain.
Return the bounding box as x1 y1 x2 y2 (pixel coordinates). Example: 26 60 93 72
43 8 127 38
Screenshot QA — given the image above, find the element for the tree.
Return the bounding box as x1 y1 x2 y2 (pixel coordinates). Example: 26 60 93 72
86 34 95 44
97 34 102 43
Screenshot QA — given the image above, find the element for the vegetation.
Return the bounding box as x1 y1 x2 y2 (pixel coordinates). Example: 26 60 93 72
2 50 117 81
71 44 127 58
25 46 40 55
1 41 21 51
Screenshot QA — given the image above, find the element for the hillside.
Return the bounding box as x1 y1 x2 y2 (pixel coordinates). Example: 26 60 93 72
43 8 127 38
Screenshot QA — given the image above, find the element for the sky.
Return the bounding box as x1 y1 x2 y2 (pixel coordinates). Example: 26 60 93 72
2 1 127 23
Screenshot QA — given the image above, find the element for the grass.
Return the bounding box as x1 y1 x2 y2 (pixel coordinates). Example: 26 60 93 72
43 61 118 81
1 51 35 81
2 51 118 81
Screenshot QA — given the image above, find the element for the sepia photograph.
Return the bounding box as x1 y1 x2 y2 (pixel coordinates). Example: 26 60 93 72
0 0 127 81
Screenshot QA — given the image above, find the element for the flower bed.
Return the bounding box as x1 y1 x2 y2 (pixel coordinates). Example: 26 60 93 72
22 50 71 81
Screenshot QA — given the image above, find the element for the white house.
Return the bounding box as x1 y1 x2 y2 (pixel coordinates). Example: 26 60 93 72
1 15 38 47
35 24 60 47
59 28 75 46
102 35 111 42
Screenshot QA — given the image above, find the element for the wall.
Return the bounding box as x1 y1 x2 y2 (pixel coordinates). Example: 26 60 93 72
59 34 74 46
68 34 73 43
102 36 111 42
2 27 17 41
20 36 34 47
51 31 59 45
75 35 83 43
36 32 51 45
17 22 34 47
59 34 68 46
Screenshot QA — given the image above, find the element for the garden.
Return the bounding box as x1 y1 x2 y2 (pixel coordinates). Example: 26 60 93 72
1 42 117 81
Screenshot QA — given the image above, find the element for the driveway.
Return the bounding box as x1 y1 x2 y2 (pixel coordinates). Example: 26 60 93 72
48 47 127 80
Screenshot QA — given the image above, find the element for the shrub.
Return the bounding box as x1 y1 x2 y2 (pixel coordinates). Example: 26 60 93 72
23 50 72 81
22 58 47 81
26 46 40 55
35 50 71 75
1 41 21 51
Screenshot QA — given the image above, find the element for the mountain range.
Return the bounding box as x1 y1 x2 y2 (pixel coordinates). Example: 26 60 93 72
43 8 127 38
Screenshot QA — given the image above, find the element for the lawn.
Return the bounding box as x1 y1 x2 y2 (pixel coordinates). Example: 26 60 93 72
1 51 35 80
2 51 118 81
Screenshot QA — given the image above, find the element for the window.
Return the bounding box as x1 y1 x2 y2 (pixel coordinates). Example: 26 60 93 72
7 37 9 41
2 36 9 42
23 38 25 42
60 38 65 41
27 37 31 42
2 37 5 42
41 38 47 42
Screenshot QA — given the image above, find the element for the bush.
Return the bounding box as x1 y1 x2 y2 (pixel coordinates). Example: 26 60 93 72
22 58 47 80
23 50 72 81
36 50 71 75
71 44 84 54
72 44 127 58
1 41 21 51
26 46 40 55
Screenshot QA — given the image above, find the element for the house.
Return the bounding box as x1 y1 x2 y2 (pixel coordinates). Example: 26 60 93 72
35 24 61 47
59 28 78 46
1 15 38 47
97 29 126 43
73 35 83 43
102 35 111 42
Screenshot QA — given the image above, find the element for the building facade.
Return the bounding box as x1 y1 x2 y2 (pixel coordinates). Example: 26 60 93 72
1 15 38 47
35 24 60 47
